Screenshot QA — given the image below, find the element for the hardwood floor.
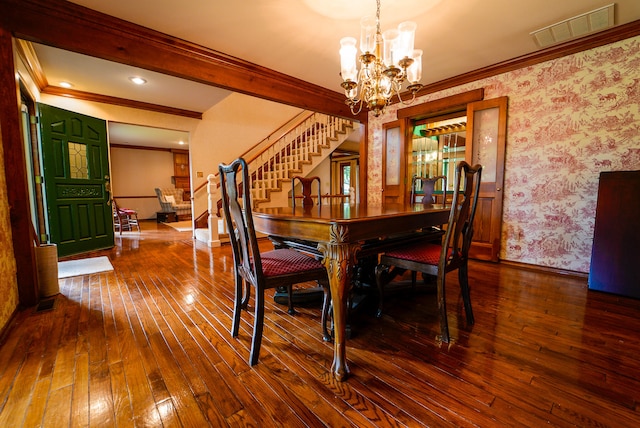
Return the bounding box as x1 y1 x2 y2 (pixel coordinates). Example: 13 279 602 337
1 220 639 427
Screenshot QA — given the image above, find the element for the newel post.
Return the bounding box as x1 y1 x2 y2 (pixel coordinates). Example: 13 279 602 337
207 174 221 247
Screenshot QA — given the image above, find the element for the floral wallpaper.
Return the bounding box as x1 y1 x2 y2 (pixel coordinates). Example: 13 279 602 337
0 136 19 332
368 35 640 273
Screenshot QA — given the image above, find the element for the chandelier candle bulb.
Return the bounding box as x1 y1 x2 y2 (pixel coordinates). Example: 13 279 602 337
407 49 423 84
339 37 358 83
382 29 399 68
397 21 417 64
360 15 377 54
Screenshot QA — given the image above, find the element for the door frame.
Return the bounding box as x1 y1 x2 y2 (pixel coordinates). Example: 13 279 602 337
385 89 506 261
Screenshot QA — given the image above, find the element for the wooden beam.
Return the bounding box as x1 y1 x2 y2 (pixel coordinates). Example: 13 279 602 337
0 0 366 122
42 86 203 119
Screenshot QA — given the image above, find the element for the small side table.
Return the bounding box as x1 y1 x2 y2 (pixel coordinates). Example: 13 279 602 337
157 211 177 223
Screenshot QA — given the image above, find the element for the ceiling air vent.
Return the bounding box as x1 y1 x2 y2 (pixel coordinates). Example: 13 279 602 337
530 3 615 48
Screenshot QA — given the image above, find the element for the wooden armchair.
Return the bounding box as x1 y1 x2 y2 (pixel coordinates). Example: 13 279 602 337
112 199 140 234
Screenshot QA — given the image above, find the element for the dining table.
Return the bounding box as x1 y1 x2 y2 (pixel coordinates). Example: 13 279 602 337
252 201 450 381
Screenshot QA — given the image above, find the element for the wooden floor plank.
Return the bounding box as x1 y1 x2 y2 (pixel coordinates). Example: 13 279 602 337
42 384 72 428
0 350 41 427
1 221 639 427
22 377 51 428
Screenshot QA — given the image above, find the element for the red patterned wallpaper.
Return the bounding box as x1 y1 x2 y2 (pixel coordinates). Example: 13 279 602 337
368 36 640 273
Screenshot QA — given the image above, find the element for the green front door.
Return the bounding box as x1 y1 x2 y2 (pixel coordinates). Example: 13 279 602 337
39 104 114 257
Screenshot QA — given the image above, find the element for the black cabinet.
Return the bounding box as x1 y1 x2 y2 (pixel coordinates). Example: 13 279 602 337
588 171 640 298
157 211 177 223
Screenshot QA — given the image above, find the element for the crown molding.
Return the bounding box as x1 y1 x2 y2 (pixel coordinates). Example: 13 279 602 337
42 86 203 119
413 19 640 98
14 39 47 90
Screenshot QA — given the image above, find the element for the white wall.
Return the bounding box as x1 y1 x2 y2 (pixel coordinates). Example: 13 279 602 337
190 93 303 219
110 147 174 219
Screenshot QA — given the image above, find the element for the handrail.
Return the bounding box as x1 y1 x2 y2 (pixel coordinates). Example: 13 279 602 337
242 111 315 165
191 179 208 197
191 110 315 200
246 113 354 202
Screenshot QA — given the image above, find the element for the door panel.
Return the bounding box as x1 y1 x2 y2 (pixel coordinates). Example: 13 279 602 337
381 120 406 204
466 97 507 262
39 104 114 257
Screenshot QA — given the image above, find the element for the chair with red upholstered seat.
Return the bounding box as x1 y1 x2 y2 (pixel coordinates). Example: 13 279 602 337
375 161 482 343
113 199 140 234
219 158 331 365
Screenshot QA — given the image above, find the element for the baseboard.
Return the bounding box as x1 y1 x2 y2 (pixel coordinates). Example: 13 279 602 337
499 259 588 280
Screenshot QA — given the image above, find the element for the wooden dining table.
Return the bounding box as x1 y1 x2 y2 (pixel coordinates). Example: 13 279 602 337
252 202 450 381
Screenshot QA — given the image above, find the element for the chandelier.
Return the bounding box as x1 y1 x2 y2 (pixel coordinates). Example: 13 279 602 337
339 0 423 117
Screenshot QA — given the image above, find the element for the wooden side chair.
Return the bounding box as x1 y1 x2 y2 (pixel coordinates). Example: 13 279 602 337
291 176 321 208
112 198 140 234
411 175 447 206
219 158 331 365
375 161 482 343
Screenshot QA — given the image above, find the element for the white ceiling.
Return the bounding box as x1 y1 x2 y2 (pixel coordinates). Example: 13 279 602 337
29 0 640 148
108 122 190 150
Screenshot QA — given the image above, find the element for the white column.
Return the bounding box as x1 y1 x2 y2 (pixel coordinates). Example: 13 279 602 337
207 174 221 247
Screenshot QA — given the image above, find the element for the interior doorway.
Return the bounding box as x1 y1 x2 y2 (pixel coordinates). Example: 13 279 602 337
330 140 360 203
108 122 190 221
410 114 467 203
382 91 507 262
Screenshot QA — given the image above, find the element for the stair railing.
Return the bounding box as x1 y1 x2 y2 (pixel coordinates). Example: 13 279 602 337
200 112 355 243
246 112 353 202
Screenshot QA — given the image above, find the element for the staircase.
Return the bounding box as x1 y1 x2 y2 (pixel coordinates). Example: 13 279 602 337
247 112 355 208
195 112 357 245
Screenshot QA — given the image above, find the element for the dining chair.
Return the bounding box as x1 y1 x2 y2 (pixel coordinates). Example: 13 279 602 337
219 158 331 365
291 175 321 208
411 175 447 206
112 199 140 234
375 161 482 343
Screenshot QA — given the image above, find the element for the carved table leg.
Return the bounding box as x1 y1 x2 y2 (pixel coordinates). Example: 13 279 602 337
319 225 359 381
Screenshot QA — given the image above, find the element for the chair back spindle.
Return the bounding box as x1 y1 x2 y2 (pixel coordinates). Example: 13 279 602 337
411 175 447 206
292 176 321 208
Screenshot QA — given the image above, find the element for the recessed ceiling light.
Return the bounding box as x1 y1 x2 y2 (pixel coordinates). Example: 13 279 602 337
178 141 185 145
129 76 147 85
59 81 73 88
